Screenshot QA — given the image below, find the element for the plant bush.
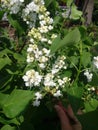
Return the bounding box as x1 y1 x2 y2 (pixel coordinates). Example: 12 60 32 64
0 0 98 130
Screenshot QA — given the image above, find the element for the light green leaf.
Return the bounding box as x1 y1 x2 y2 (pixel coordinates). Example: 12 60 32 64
0 57 11 70
50 28 81 54
81 51 91 67
70 4 82 20
66 0 73 6
0 49 13 58
13 53 25 63
84 99 98 113
3 89 34 118
1 125 16 130
50 36 61 54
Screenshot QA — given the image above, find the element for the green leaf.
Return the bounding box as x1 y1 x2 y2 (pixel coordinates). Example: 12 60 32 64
50 28 81 54
0 49 13 58
84 99 98 113
7 14 25 36
78 110 98 130
0 116 20 125
53 15 62 26
50 36 61 54
66 0 73 6
0 10 5 20
81 51 91 67
69 56 79 68
0 75 12 91
90 73 98 86
0 93 9 108
3 89 34 118
0 57 11 70
67 84 84 112
45 0 54 7
1 125 16 130
13 53 25 63
70 4 82 20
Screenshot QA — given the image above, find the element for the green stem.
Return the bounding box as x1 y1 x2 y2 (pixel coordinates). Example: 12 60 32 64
74 42 82 83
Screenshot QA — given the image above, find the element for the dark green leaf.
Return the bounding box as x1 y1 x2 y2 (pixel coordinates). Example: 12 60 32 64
67 84 84 112
0 116 20 125
45 0 54 7
0 10 5 20
0 93 9 108
7 14 25 36
78 110 98 130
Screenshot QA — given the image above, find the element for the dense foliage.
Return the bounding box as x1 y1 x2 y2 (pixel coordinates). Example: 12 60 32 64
0 0 98 130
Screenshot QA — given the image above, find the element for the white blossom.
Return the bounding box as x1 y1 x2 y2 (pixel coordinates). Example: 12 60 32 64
2 0 24 14
23 70 43 87
51 56 67 74
27 54 34 63
53 90 62 97
84 70 93 82
39 56 48 63
44 73 56 87
38 63 46 69
42 48 50 56
33 100 40 107
93 56 98 69
35 92 42 100
51 34 57 39
41 37 48 42
48 40 52 44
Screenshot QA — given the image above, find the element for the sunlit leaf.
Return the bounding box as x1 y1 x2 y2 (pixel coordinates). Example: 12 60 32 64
3 89 34 118
70 4 82 20
50 28 81 54
84 99 98 112
0 57 11 70
1 125 16 130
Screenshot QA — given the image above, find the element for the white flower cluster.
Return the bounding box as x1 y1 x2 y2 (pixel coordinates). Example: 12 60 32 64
22 69 42 88
22 0 45 28
33 92 42 106
84 70 93 82
21 0 71 107
1 0 24 14
22 0 54 28
51 56 67 74
60 6 71 18
27 44 50 69
93 56 98 69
